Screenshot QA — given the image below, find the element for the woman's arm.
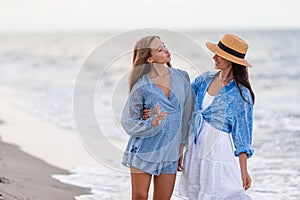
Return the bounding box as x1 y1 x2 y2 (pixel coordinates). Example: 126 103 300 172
121 85 167 138
232 89 254 190
239 152 251 190
231 90 254 158
181 70 194 145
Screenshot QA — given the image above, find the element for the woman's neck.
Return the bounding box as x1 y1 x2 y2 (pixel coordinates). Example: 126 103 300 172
218 68 233 86
148 64 169 77
219 68 233 80
219 68 232 79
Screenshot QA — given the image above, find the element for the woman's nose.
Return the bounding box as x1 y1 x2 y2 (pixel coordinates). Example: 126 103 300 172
164 47 169 53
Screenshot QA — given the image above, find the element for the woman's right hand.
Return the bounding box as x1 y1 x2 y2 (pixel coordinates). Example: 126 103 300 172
151 104 168 126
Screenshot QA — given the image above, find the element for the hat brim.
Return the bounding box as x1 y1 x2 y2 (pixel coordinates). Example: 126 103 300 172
206 42 252 67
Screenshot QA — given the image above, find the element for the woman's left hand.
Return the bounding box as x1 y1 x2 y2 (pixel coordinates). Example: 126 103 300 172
142 108 152 120
177 144 184 171
241 170 252 190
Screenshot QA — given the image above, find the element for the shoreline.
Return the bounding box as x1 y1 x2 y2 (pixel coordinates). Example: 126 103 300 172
0 85 102 199
0 85 100 170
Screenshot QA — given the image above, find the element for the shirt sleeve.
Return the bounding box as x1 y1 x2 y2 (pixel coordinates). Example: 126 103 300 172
121 83 164 138
180 70 194 145
231 89 254 158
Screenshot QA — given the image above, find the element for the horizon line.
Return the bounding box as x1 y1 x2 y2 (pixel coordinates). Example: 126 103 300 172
0 27 299 35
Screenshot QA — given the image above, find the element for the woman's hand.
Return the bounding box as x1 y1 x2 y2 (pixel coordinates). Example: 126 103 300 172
239 152 251 190
241 169 252 190
151 104 167 126
142 108 152 120
177 144 184 171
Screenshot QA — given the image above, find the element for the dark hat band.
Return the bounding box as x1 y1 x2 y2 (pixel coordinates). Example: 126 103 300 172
217 41 245 58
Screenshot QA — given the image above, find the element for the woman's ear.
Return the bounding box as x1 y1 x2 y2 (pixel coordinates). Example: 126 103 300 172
147 57 153 63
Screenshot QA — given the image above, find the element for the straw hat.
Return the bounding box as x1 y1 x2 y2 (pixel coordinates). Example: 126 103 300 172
206 34 251 67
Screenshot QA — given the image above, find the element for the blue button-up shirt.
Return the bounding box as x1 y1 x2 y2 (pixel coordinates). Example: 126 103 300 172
121 68 193 173
191 71 254 158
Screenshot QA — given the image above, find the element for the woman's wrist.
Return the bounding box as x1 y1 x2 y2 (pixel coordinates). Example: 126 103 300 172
239 152 248 172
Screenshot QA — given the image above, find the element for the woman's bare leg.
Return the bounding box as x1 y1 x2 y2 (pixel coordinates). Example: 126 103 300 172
153 173 176 200
130 167 152 200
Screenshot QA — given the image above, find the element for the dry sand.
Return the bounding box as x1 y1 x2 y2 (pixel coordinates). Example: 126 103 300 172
0 139 90 200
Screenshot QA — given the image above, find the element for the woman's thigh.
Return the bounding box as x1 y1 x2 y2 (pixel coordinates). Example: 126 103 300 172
130 167 152 200
153 173 176 200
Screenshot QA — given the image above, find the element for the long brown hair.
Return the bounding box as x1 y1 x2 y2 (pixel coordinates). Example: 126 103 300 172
129 36 172 91
232 63 255 105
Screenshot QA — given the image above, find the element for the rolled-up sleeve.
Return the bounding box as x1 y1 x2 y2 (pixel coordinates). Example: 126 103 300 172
231 92 254 158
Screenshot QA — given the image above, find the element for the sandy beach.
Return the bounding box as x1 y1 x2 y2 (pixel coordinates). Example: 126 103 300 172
0 30 299 199
0 85 100 199
0 139 90 200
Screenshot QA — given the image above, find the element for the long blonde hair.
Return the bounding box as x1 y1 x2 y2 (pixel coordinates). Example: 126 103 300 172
129 36 172 91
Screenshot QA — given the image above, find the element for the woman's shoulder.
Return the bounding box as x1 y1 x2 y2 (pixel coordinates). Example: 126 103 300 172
240 86 253 104
171 68 190 81
201 71 217 78
171 67 189 76
131 75 148 91
231 83 253 105
193 71 216 84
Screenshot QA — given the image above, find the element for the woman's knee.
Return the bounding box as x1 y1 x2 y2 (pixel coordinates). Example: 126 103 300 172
133 191 148 200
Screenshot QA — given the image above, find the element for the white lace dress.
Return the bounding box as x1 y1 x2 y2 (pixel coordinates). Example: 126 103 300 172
178 92 252 200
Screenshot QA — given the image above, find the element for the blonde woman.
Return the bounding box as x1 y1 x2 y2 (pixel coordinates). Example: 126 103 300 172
179 34 255 199
121 36 193 200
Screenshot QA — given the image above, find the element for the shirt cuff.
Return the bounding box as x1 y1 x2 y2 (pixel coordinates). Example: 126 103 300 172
234 147 254 158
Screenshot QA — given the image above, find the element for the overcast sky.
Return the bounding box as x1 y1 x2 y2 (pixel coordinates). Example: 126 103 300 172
0 0 299 32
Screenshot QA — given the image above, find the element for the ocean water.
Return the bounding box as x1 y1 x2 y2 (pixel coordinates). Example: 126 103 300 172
0 30 299 199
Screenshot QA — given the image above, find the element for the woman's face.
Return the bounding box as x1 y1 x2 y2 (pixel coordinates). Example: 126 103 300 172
148 38 171 64
213 54 231 70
